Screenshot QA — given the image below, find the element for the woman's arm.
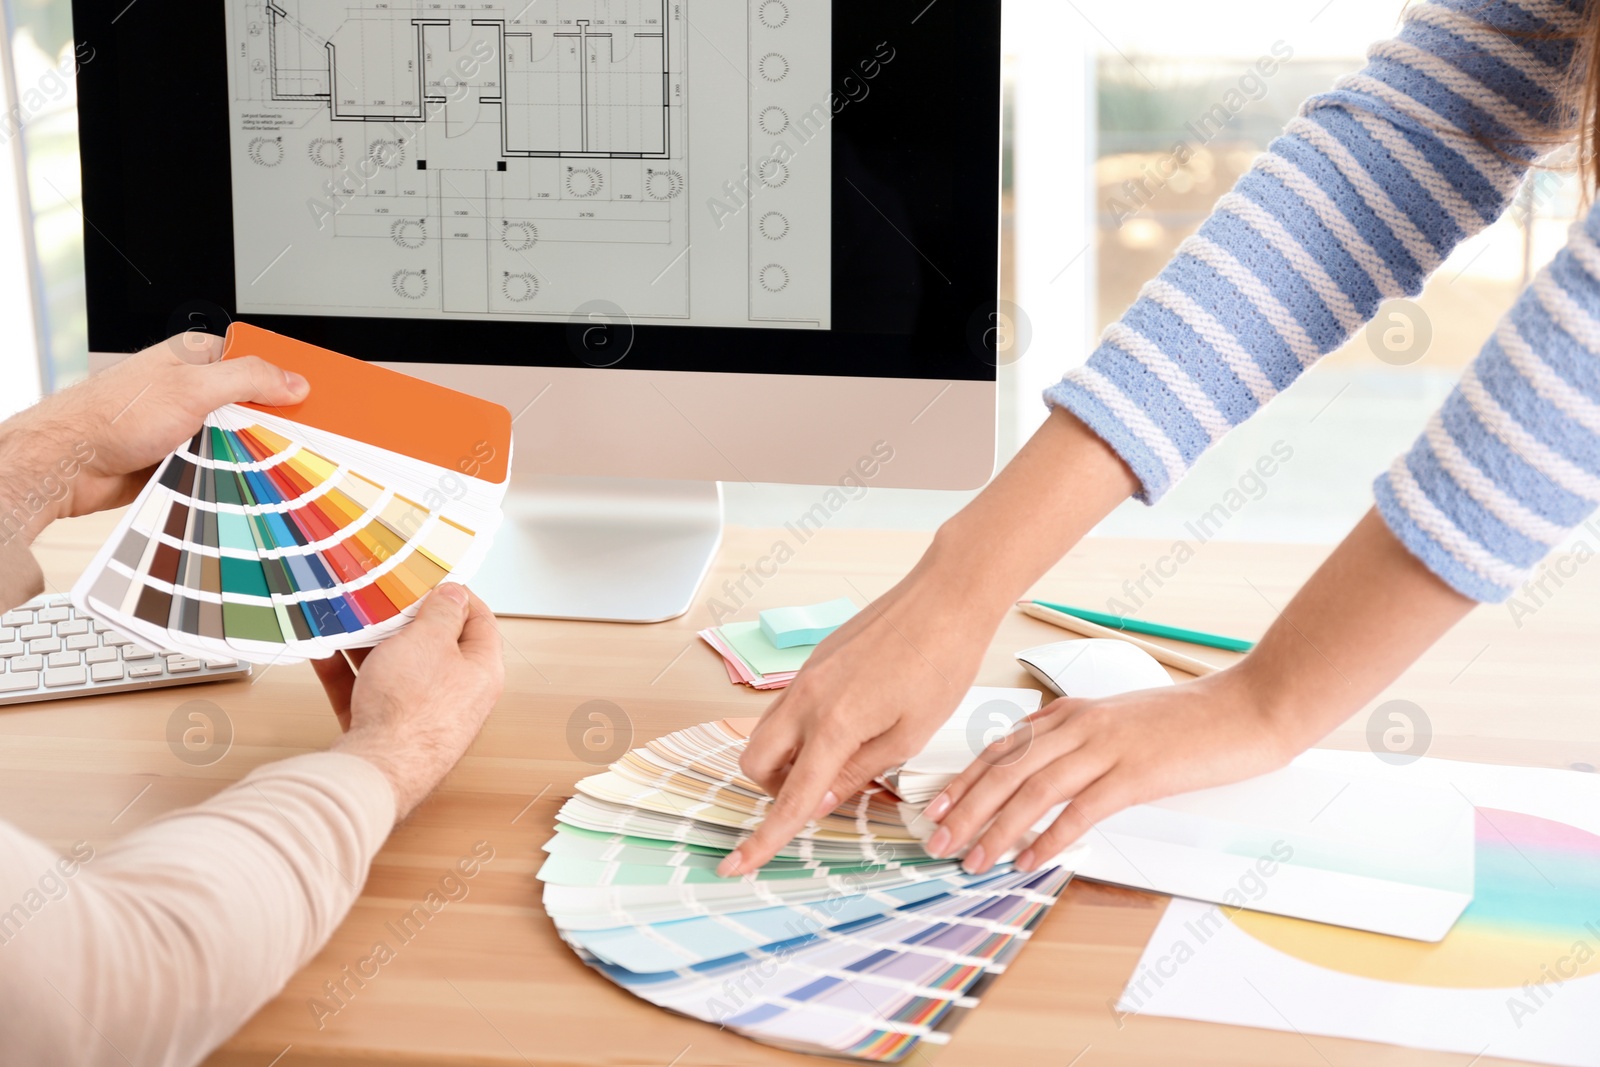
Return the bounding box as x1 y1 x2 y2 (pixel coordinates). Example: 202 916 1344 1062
929 510 1475 871
721 410 1136 876
758 167 1600 871
1051 0 1582 501
727 0 1586 875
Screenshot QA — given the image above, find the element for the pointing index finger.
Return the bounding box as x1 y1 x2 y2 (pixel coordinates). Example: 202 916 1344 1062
718 734 850 877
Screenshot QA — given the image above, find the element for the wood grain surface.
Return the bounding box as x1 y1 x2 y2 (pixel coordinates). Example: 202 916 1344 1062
9 510 1596 1067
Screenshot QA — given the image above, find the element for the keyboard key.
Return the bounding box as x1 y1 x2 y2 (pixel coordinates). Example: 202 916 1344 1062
90 662 125 682
0 672 39 693
43 666 87 688
0 598 262 703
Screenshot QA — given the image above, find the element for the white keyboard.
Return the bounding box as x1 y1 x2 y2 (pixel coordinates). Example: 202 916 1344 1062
0 594 250 706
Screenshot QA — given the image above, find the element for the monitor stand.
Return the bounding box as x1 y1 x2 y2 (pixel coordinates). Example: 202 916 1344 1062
474 476 724 622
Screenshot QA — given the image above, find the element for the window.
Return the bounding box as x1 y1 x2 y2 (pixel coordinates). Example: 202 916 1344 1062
1073 0 1583 544
5 0 82 404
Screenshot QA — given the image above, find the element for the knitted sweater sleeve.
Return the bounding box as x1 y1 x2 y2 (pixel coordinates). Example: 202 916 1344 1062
1045 0 1587 601
1376 203 1600 602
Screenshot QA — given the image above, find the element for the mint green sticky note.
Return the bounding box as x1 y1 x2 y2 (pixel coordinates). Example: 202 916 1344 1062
759 597 858 649
719 621 814 675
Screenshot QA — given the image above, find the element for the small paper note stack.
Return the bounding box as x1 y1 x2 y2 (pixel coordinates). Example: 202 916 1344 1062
537 712 1070 1061
698 621 806 688
699 599 859 690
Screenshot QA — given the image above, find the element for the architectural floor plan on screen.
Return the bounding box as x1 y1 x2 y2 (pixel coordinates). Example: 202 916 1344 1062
224 0 831 329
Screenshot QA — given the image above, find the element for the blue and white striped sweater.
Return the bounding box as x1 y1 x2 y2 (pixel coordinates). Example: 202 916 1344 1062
1047 0 1592 602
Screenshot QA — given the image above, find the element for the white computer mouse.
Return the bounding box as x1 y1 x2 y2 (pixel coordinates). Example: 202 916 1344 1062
1015 638 1174 699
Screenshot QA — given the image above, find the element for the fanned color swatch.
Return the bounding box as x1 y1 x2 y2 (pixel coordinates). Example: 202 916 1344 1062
538 717 1070 1061
71 324 512 665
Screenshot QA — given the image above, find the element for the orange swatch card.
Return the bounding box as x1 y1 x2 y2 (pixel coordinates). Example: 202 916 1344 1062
222 322 512 485
75 324 512 665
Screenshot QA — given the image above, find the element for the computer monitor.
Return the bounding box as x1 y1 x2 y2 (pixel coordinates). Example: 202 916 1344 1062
72 0 1003 621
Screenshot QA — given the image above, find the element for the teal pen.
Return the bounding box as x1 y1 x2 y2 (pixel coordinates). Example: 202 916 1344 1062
1028 600 1255 653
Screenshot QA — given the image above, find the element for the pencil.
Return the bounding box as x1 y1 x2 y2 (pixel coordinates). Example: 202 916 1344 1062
1017 602 1224 677
1024 599 1255 653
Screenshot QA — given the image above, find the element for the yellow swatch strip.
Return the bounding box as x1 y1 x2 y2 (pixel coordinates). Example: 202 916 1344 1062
246 425 293 455
418 515 475 571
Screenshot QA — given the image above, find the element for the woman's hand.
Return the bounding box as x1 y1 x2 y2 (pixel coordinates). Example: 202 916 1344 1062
924 667 1293 873
0 332 309 529
722 558 1003 876
720 410 1141 878
316 584 505 820
927 509 1482 874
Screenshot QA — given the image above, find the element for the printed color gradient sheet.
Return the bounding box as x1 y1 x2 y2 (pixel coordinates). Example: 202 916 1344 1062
1118 751 1600 1067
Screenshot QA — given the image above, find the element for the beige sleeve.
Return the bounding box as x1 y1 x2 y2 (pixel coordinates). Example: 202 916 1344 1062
0 751 396 1067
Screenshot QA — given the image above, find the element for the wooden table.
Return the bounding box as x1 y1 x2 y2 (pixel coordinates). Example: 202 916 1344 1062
10 512 1599 1067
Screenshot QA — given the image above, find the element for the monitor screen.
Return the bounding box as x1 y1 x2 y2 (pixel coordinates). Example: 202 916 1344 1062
229 0 832 332
74 0 1001 380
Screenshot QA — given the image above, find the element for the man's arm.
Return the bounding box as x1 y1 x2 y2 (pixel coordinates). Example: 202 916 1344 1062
0 754 396 1067
0 333 310 613
0 431 74 608
0 337 504 1065
0 585 503 1067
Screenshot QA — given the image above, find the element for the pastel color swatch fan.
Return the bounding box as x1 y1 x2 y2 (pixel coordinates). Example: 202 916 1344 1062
71 324 512 665
537 716 1071 1062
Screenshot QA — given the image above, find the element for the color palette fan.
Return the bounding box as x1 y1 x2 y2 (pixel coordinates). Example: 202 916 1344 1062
537 716 1071 1061
71 324 512 665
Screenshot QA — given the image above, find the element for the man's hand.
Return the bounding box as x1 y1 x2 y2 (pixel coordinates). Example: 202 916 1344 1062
0 332 309 531
317 584 505 819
